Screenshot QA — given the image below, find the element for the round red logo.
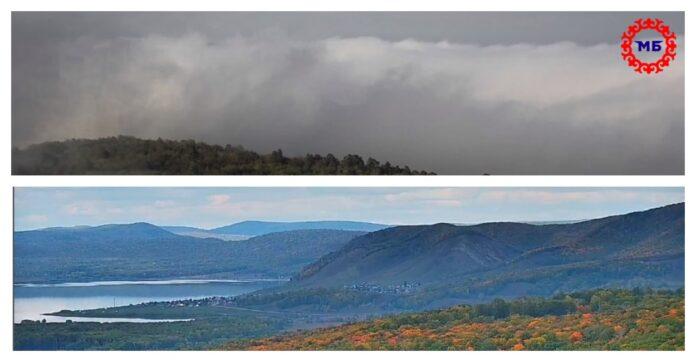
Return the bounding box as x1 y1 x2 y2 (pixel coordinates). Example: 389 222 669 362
621 18 677 74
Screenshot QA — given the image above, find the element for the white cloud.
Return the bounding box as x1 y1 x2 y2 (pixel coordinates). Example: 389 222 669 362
63 200 124 217
153 200 176 208
207 194 232 206
477 189 683 205
383 189 476 204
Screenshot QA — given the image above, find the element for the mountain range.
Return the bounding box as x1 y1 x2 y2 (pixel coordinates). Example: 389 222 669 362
289 203 684 307
12 203 686 351
162 220 388 239
14 223 364 283
13 204 684 309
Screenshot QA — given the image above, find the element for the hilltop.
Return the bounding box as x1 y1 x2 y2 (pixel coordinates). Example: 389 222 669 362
12 136 432 175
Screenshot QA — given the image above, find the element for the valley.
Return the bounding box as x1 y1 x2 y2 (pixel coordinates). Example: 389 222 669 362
13 203 685 350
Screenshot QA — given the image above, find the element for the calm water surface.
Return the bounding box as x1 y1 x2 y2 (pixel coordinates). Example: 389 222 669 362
14 279 285 323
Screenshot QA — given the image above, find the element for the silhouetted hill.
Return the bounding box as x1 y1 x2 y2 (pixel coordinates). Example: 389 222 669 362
12 136 432 175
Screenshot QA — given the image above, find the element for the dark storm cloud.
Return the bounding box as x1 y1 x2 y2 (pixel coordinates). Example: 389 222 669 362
12 12 684 174
11 12 685 45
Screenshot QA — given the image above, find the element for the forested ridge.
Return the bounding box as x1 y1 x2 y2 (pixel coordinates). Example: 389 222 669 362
225 289 684 351
14 225 363 284
12 136 431 175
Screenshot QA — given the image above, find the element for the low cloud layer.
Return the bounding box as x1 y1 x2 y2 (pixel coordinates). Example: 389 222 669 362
13 25 684 174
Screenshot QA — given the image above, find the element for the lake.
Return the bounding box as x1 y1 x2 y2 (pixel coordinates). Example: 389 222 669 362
14 279 285 323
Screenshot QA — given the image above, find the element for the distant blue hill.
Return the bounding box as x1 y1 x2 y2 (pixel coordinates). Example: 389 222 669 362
14 223 364 284
209 221 389 236
17 222 177 244
159 226 247 241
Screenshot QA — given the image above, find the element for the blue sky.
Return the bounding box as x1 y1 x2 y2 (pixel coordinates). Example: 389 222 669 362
13 188 684 231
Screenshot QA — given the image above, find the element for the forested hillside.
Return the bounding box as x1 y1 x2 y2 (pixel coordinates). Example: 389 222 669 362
14 224 363 283
293 203 684 302
226 289 684 351
12 136 431 175
16 288 683 350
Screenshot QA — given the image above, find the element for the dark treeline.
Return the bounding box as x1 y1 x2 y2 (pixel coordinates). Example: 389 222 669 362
12 136 432 175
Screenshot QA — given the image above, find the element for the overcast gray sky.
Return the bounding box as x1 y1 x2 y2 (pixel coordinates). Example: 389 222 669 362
12 12 684 174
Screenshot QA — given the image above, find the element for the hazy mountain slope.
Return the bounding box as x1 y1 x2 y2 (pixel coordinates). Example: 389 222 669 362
211 220 387 236
15 223 194 257
294 204 684 295
216 229 366 275
14 224 363 284
296 224 518 286
471 203 685 267
160 226 249 241
16 222 176 242
159 225 208 234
